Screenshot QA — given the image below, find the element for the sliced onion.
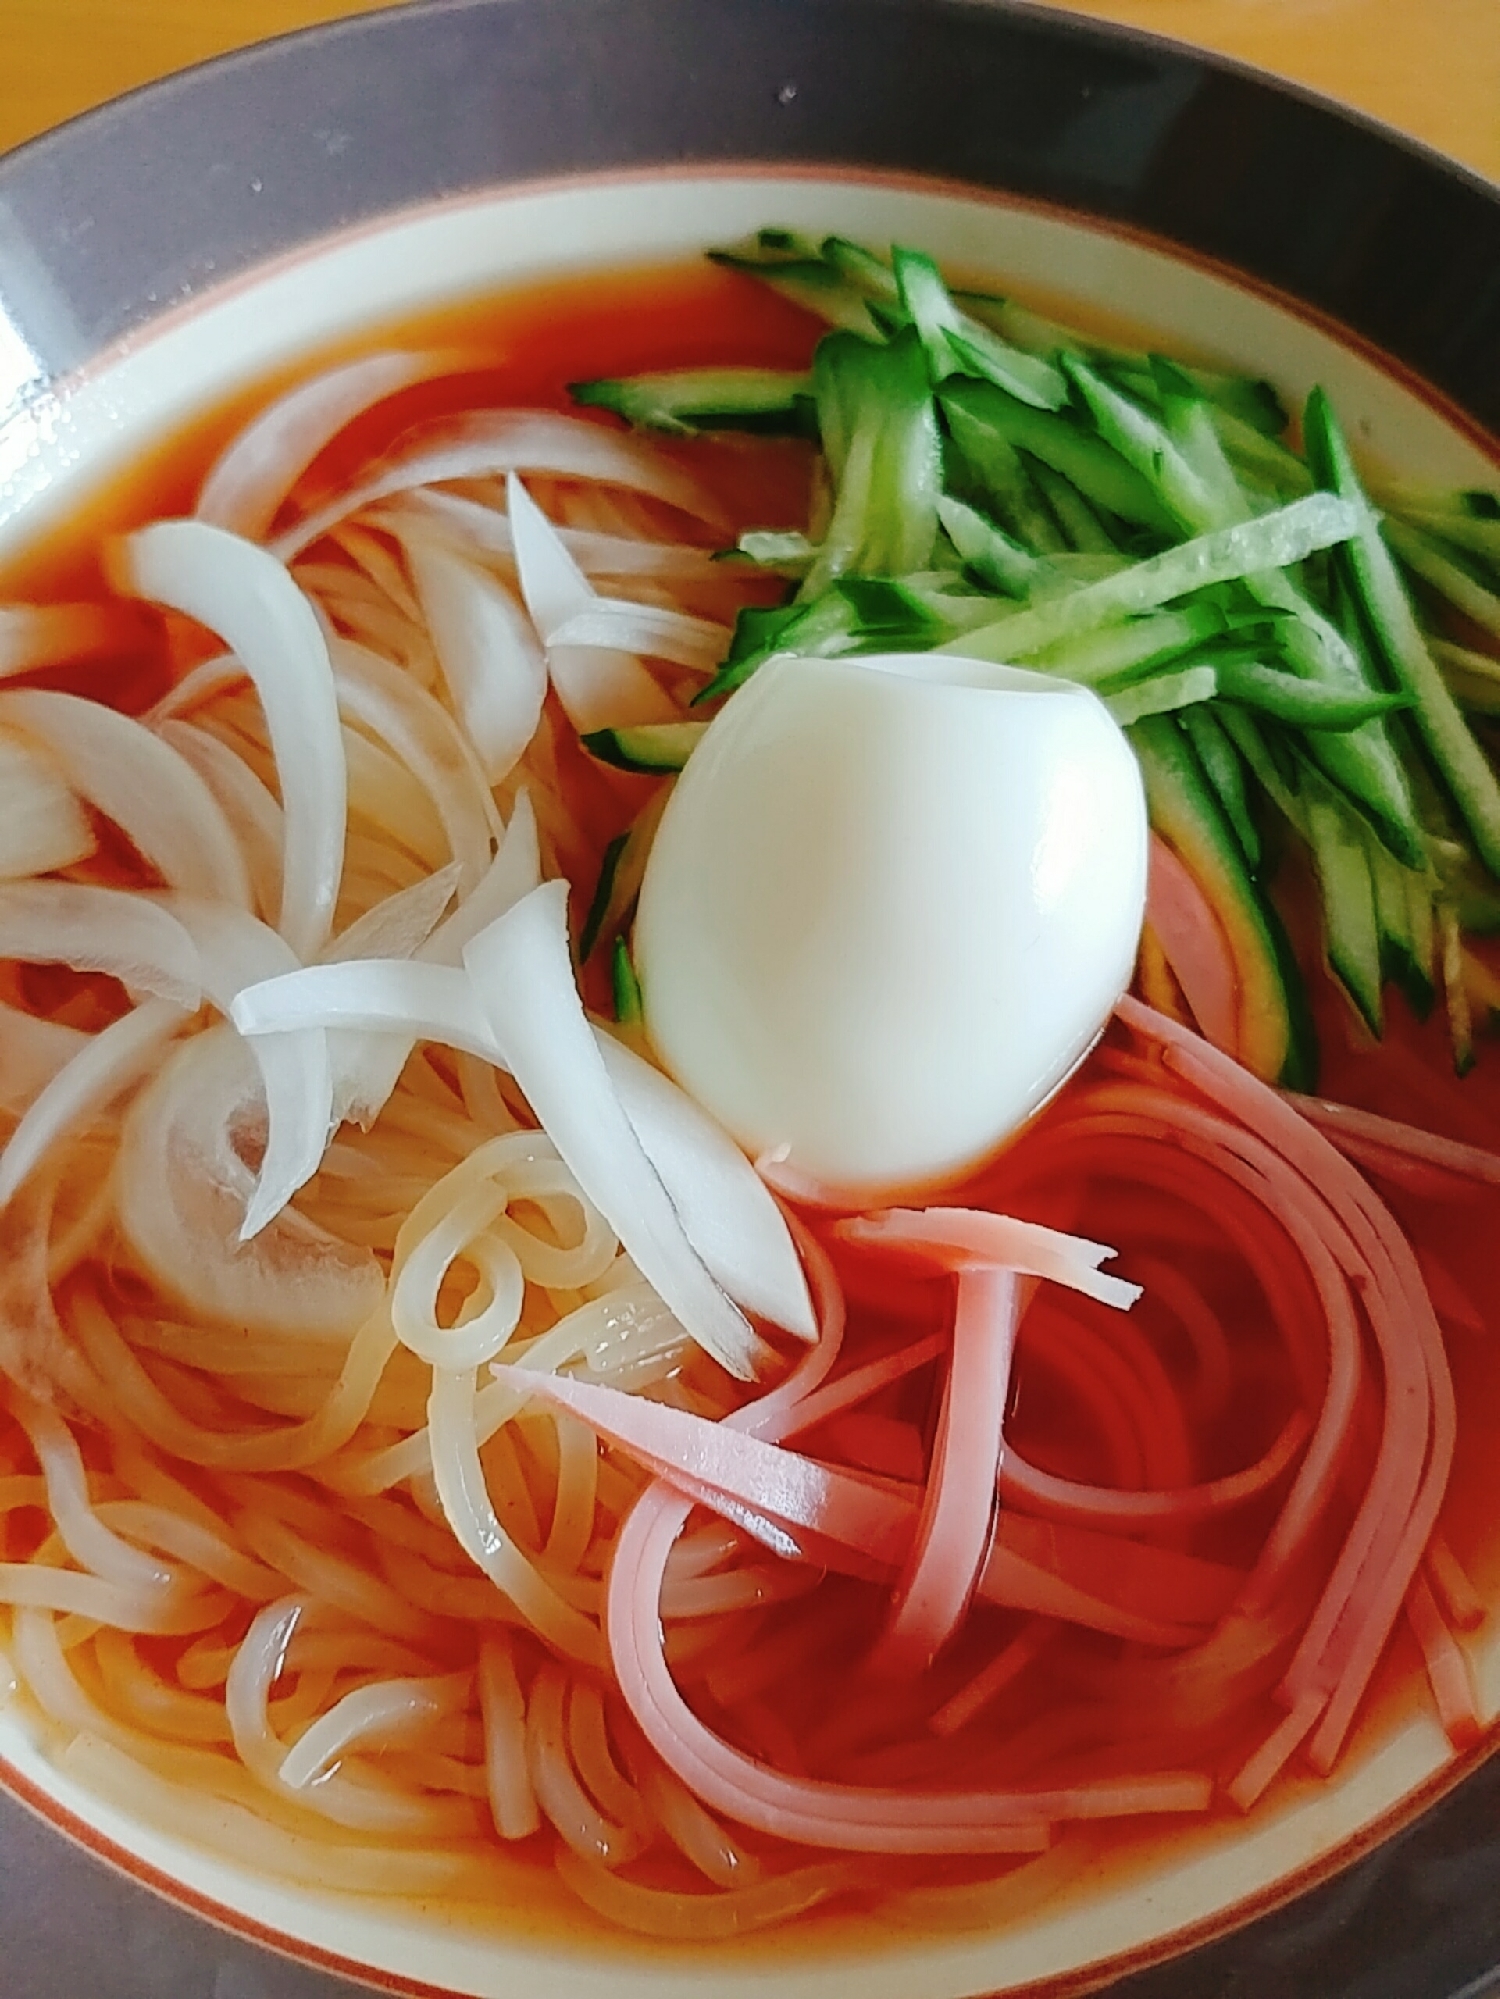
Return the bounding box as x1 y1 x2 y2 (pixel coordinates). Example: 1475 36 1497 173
0 1001 88 1117
0 881 200 1008
0 998 191 1209
406 541 546 783
111 521 346 961
462 882 764 1380
507 476 674 731
331 639 498 892
547 603 730 674
324 863 460 964
163 898 333 1242
155 718 285 925
197 349 473 540
0 688 252 908
381 488 721 586
426 791 541 965
147 651 247 724
594 1036 814 1342
274 409 727 561
115 1025 382 1337
0 726 94 880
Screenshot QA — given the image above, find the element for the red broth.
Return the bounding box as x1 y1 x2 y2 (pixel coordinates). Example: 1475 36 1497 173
1 257 1499 1976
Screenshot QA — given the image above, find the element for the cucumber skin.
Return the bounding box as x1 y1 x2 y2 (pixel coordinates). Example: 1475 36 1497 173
1132 715 1317 1090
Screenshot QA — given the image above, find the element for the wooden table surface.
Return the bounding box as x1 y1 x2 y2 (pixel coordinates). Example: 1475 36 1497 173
1 0 1496 182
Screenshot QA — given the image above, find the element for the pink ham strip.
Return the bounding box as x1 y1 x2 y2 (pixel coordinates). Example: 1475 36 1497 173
1285 1092 1500 1188
837 1208 1140 1311
1404 1571 1481 1750
1116 998 1457 1774
870 1268 1019 1677
1425 1533 1486 1632
1226 1688 1324 1812
1145 832 1240 1057
929 1618 1060 1737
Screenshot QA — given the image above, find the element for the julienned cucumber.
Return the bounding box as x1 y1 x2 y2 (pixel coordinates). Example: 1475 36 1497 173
569 368 814 437
583 721 708 773
1304 388 1500 878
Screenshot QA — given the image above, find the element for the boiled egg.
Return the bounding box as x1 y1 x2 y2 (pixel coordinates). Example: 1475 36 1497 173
632 651 1148 1199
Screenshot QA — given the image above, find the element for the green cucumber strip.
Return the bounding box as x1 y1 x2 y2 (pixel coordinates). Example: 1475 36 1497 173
1305 784 1384 1036
1180 703 1261 872
1380 492 1500 571
1027 458 1118 553
1383 516 1500 641
1131 713 1316 1087
937 495 1046 597
1434 637 1500 715
1028 605 1228 687
695 577 942 704
568 368 813 437
820 236 902 306
733 530 817 572
1059 353 1220 533
1304 387 1500 879
1104 664 1218 726
579 832 629 961
1187 369 1288 438
1210 408 1314 500
611 937 645 1026
582 721 708 773
953 291 1108 361
804 326 942 596
942 401 1067 553
941 379 1176 535
891 247 1067 409
1365 831 1436 1017
1213 657 1409 731
578 791 670 960
947 492 1361 663
707 248 879 334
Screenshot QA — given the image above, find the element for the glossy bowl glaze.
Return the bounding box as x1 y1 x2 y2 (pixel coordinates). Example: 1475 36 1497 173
1 6 1498 1998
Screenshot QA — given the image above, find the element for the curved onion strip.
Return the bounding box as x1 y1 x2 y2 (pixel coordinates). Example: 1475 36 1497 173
547 602 731 674
0 602 144 681
0 1000 88 1117
274 409 727 560
507 476 676 731
324 863 459 965
0 882 200 1007
147 651 248 724
231 948 812 1342
115 1026 382 1337
0 728 95 879
196 350 475 539
406 542 547 783
0 688 252 909
381 488 721 585
154 719 285 924
111 521 346 960
463 883 764 1380
163 898 333 1240
0 998 190 1210
593 1034 814 1342
331 639 499 887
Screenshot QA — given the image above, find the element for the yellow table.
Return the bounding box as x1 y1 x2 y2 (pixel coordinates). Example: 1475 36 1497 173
0 0 1495 180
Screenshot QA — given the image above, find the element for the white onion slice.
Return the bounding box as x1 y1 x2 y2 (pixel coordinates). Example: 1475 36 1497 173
462 883 763 1380
274 410 726 561
0 998 191 1209
0 688 251 908
593 1036 814 1342
197 349 472 540
0 1001 88 1117
406 541 546 783
155 718 285 925
0 881 200 1008
507 476 674 731
147 652 247 724
111 521 346 961
324 863 460 965
331 639 498 891
164 898 332 1242
546 604 730 674
0 727 94 880
381 488 721 585
115 1025 382 1337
